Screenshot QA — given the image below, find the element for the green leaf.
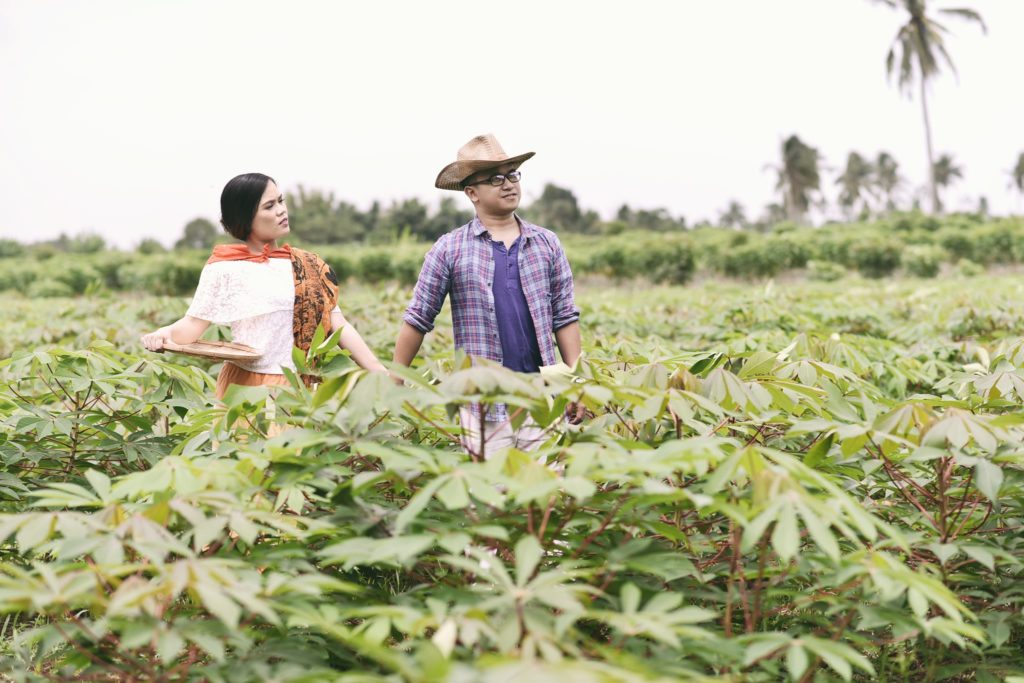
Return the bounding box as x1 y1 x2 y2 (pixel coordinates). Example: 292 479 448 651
786 642 809 681
16 514 54 551
432 619 457 658
620 583 641 614
156 628 185 663
974 459 1003 502
803 637 874 680
797 501 839 561
771 503 799 562
194 584 241 629
961 545 995 571
84 469 112 500
515 535 543 587
803 433 834 469
394 477 446 534
436 475 470 510
741 502 780 553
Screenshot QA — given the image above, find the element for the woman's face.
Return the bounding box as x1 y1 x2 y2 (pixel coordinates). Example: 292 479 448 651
249 181 289 243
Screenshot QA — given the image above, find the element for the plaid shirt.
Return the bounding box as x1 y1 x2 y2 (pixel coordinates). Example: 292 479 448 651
404 215 580 421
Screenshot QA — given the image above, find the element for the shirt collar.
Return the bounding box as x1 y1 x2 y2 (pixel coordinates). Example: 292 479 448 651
471 214 536 241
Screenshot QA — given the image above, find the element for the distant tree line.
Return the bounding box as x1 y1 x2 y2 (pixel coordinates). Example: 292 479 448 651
1 144 1022 260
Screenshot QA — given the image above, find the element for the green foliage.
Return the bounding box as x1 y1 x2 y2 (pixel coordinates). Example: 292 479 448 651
55 262 103 295
902 245 944 278
589 234 695 284
850 238 902 278
4 216 1024 295
65 233 107 254
26 279 73 298
615 204 687 232
175 218 220 250
937 225 975 262
712 233 808 280
0 261 41 292
954 259 985 278
0 239 25 258
525 184 600 234
117 256 206 296
973 221 1024 265
357 251 394 283
3 276 1024 680
137 238 167 255
806 260 847 282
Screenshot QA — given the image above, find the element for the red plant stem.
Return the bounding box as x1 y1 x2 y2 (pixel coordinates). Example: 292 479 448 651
570 494 630 559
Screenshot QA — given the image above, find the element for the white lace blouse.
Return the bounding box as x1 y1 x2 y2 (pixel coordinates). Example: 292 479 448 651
186 259 338 375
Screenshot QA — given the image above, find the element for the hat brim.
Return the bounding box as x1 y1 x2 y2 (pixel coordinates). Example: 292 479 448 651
434 152 535 191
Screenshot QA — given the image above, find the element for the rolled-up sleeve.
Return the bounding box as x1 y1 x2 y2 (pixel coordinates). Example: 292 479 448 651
549 236 580 331
403 235 451 334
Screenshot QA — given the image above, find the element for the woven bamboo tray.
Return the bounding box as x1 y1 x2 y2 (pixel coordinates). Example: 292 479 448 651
159 340 262 362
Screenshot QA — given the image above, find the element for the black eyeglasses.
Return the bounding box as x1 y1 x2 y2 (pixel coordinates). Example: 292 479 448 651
466 170 522 187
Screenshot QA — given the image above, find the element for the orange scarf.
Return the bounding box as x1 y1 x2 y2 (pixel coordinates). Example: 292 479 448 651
207 242 292 264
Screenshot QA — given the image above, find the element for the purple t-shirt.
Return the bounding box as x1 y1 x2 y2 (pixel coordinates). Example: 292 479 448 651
490 237 543 373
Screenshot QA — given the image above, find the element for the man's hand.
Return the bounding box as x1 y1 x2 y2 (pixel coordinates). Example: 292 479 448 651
565 401 587 425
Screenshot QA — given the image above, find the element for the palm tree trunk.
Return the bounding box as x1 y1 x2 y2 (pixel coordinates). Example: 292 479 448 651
785 182 804 224
920 78 940 214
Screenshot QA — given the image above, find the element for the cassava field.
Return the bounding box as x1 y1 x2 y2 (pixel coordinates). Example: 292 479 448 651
2 273 1024 682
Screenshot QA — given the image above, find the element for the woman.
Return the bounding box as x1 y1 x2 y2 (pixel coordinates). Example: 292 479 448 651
141 173 386 398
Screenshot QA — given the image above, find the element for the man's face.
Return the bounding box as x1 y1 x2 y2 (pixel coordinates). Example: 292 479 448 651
463 162 522 215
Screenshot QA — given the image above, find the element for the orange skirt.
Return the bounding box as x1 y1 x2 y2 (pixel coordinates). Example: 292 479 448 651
215 362 291 400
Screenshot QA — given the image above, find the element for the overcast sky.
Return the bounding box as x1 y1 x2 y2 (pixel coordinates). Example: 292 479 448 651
2 0 1021 247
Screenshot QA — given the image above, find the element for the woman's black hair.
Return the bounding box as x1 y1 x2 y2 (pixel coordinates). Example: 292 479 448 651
220 173 276 240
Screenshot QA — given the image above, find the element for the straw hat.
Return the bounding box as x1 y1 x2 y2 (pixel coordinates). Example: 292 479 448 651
435 134 535 191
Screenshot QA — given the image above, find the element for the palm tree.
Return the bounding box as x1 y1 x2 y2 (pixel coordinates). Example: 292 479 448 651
875 0 986 213
874 151 903 212
932 153 963 212
976 195 989 218
769 135 823 224
1010 152 1024 214
762 203 788 225
836 152 876 220
718 200 747 229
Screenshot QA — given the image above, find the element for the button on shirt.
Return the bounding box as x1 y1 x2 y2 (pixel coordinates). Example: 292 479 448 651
491 237 543 373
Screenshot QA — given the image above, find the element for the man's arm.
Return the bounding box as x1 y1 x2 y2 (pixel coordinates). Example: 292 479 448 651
549 235 581 334
548 235 584 422
394 236 451 367
555 321 581 367
555 321 586 424
394 322 426 367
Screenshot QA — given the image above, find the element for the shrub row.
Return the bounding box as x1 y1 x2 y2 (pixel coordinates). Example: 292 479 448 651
3 214 1023 295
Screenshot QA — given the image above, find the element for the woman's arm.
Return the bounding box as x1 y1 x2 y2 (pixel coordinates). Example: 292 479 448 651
331 310 387 373
140 315 210 351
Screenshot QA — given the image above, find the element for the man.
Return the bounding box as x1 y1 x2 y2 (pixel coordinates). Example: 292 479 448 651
394 133 583 457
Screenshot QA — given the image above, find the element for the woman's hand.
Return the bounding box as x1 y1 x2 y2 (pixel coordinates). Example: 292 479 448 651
140 326 174 352
140 316 210 352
